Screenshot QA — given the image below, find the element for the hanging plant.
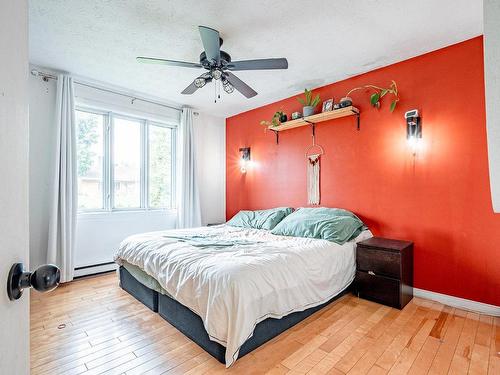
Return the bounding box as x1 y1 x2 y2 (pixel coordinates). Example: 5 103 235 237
344 80 399 112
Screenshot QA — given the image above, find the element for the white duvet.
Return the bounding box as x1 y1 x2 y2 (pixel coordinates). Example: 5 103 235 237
114 225 372 367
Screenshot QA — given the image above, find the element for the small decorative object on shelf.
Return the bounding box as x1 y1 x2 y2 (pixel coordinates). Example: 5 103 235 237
322 98 334 112
345 80 400 112
291 111 301 120
298 88 321 117
339 97 353 108
260 110 286 128
333 102 341 110
355 237 413 309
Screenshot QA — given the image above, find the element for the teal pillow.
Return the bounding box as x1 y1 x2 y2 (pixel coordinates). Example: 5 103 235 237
227 207 294 230
270 207 365 244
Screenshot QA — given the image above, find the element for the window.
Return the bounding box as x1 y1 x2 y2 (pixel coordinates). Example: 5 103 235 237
76 110 105 210
75 109 176 212
113 117 141 208
149 124 173 208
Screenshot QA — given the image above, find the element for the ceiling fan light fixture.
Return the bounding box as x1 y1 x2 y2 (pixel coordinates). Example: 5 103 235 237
223 80 234 94
211 68 223 80
194 77 206 88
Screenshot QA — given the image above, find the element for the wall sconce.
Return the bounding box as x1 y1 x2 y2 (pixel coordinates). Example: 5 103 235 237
239 147 251 173
405 109 422 148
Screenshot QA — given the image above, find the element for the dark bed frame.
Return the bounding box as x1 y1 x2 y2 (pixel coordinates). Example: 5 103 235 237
119 266 350 364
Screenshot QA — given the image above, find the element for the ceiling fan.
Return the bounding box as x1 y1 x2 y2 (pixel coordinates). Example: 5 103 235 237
137 26 288 99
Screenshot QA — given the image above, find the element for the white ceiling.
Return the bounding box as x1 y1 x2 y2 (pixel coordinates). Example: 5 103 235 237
29 0 483 117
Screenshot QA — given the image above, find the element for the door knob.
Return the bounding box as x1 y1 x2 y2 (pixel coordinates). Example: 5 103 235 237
7 263 60 301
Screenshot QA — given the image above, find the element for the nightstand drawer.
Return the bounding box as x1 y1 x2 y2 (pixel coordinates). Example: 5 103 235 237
356 246 400 279
355 270 401 308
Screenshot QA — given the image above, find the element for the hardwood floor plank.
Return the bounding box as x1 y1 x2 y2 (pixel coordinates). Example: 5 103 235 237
160 352 212 375
475 314 494 347
407 336 441 375
468 343 490 375
488 317 500 374
429 305 454 340
125 342 200 375
346 302 420 375
281 334 329 369
427 313 465 374
289 348 328 373
386 303 442 375
332 306 391 373
375 306 429 371
448 311 480 374
319 304 379 352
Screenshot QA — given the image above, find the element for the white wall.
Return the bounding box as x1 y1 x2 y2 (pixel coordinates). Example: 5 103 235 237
29 72 226 270
75 210 177 267
0 1 30 373
484 0 500 213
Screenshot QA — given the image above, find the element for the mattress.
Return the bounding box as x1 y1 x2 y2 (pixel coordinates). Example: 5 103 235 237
114 224 372 367
122 261 169 296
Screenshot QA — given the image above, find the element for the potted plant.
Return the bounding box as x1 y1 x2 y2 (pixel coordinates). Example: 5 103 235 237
298 89 321 117
260 110 285 128
341 80 399 112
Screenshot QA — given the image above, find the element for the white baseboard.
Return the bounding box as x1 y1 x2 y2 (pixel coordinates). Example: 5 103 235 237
73 263 117 278
414 288 500 316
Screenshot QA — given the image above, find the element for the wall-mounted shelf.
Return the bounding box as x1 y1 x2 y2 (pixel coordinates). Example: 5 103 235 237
268 106 360 144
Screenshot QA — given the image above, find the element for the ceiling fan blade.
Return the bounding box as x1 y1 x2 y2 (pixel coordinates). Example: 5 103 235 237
198 26 221 63
225 71 257 98
181 81 198 95
137 57 202 69
227 58 288 71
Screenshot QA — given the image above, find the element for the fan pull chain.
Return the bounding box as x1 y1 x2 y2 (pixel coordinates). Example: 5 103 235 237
214 80 222 103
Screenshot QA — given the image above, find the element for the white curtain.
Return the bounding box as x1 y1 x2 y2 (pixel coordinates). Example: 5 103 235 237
47 75 77 282
177 107 202 228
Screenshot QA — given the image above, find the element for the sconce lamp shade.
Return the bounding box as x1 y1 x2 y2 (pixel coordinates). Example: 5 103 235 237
404 109 422 140
239 147 251 173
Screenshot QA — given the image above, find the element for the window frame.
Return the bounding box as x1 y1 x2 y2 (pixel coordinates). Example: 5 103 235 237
147 121 177 210
75 106 177 214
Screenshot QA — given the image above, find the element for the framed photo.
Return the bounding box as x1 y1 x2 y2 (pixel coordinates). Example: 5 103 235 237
322 98 333 112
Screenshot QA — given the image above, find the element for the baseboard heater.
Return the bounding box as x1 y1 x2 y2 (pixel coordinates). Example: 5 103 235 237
74 261 117 278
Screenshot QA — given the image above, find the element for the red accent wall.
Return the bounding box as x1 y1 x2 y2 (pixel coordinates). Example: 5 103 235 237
226 37 500 307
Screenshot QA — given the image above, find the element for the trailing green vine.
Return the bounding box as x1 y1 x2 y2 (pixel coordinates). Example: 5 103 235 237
345 80 399 112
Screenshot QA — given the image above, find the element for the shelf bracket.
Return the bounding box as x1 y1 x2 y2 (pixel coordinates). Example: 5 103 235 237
272 129 279 144
354 111 360 131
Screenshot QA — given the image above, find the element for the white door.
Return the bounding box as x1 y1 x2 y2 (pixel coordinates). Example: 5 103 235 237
0 0 30 374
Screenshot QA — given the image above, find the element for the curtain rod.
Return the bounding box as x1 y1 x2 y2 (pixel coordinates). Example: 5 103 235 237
30 69 182 112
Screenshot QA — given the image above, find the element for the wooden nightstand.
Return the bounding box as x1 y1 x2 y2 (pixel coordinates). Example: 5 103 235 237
355 237 414 309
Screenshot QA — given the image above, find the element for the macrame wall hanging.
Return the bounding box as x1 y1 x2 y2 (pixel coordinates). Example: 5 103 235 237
307 154 321 205
305 126 324 205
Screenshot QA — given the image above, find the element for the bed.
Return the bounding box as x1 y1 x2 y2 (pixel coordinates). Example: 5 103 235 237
114 223 372 367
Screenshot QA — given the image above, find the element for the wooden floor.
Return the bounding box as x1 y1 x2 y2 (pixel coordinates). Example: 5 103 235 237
31 273 499 375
